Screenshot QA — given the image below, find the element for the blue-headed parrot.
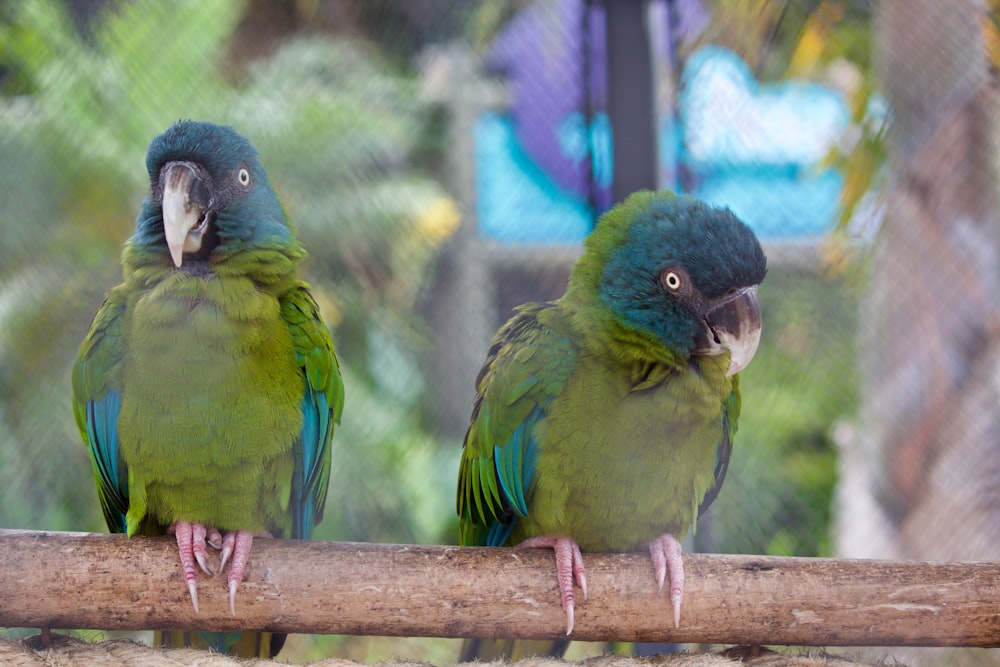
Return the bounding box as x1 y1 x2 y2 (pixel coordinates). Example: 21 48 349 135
72 120 344 657
457 190 766 660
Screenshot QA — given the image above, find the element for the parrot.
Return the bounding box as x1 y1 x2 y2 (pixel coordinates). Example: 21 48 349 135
456 190 766 661
72 120 344 657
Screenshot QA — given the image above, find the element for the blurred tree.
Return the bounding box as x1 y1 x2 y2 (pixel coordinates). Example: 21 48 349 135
836 3 1000 665
841 0 1000 563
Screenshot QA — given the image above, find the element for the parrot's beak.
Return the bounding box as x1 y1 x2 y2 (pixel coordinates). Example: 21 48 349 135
160 161 212 267
694 285 762 376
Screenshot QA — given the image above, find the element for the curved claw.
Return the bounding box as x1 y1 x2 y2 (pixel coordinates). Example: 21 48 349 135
516 536 587 635
229 579 240 617
219 531 236 573
191 523 214 575
186 581 199 614
206 527 224 551
649 533 684 628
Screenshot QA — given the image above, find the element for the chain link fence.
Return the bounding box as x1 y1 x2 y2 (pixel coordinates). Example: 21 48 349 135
0 0 997 664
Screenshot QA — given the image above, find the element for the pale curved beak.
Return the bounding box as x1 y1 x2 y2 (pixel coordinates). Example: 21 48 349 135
161 161 210 267
693 285 762 376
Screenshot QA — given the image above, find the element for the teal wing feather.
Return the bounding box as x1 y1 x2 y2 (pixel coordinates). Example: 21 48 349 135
71 288 129 534
457 302 576 547
281 284 343 539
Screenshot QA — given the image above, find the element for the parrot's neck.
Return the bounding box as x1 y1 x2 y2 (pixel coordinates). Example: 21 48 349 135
122 239 306 294
560 296 687 373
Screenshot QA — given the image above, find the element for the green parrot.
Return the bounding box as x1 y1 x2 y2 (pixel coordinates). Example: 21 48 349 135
72 121 343 657
457 190 766 660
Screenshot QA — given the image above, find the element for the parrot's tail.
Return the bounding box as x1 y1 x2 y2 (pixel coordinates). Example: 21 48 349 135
154 630 286 658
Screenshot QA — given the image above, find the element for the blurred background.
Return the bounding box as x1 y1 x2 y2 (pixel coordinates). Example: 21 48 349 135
0 0 997 665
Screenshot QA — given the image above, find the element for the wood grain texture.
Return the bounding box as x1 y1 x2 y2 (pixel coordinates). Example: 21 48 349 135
1 529 997 647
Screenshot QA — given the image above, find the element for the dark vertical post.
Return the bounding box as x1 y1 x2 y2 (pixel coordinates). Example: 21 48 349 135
605 0 657 204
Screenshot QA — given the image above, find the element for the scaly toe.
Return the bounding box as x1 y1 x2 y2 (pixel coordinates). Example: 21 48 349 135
648 533 684 628
516 536 587 635
222 530 260 615
170 521 202 613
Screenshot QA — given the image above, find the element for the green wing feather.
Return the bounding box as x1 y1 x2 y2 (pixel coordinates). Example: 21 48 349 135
698 375 739 519
280 284 343 539
457 302 576 547
71 287 129 533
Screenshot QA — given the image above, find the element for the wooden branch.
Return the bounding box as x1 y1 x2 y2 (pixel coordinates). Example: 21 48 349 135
1 529 997 648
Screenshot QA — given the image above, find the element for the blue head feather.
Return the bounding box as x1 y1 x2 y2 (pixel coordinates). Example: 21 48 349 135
131 120 292 259
599 194 766 355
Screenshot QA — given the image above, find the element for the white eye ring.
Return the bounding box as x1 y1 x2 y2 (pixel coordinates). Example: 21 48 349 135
238 168 251 186
664 271 682 290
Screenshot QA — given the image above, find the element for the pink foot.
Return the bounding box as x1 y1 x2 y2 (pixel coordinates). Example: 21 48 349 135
219 530 272 615
516 536 587 635
168 521 215 613
649 533 684 628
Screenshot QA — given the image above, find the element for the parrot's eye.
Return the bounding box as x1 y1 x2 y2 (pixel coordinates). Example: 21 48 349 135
663 270 682 291
238 168 251 186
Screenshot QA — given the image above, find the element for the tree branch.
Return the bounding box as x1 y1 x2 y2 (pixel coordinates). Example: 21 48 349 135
1 529 996 647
